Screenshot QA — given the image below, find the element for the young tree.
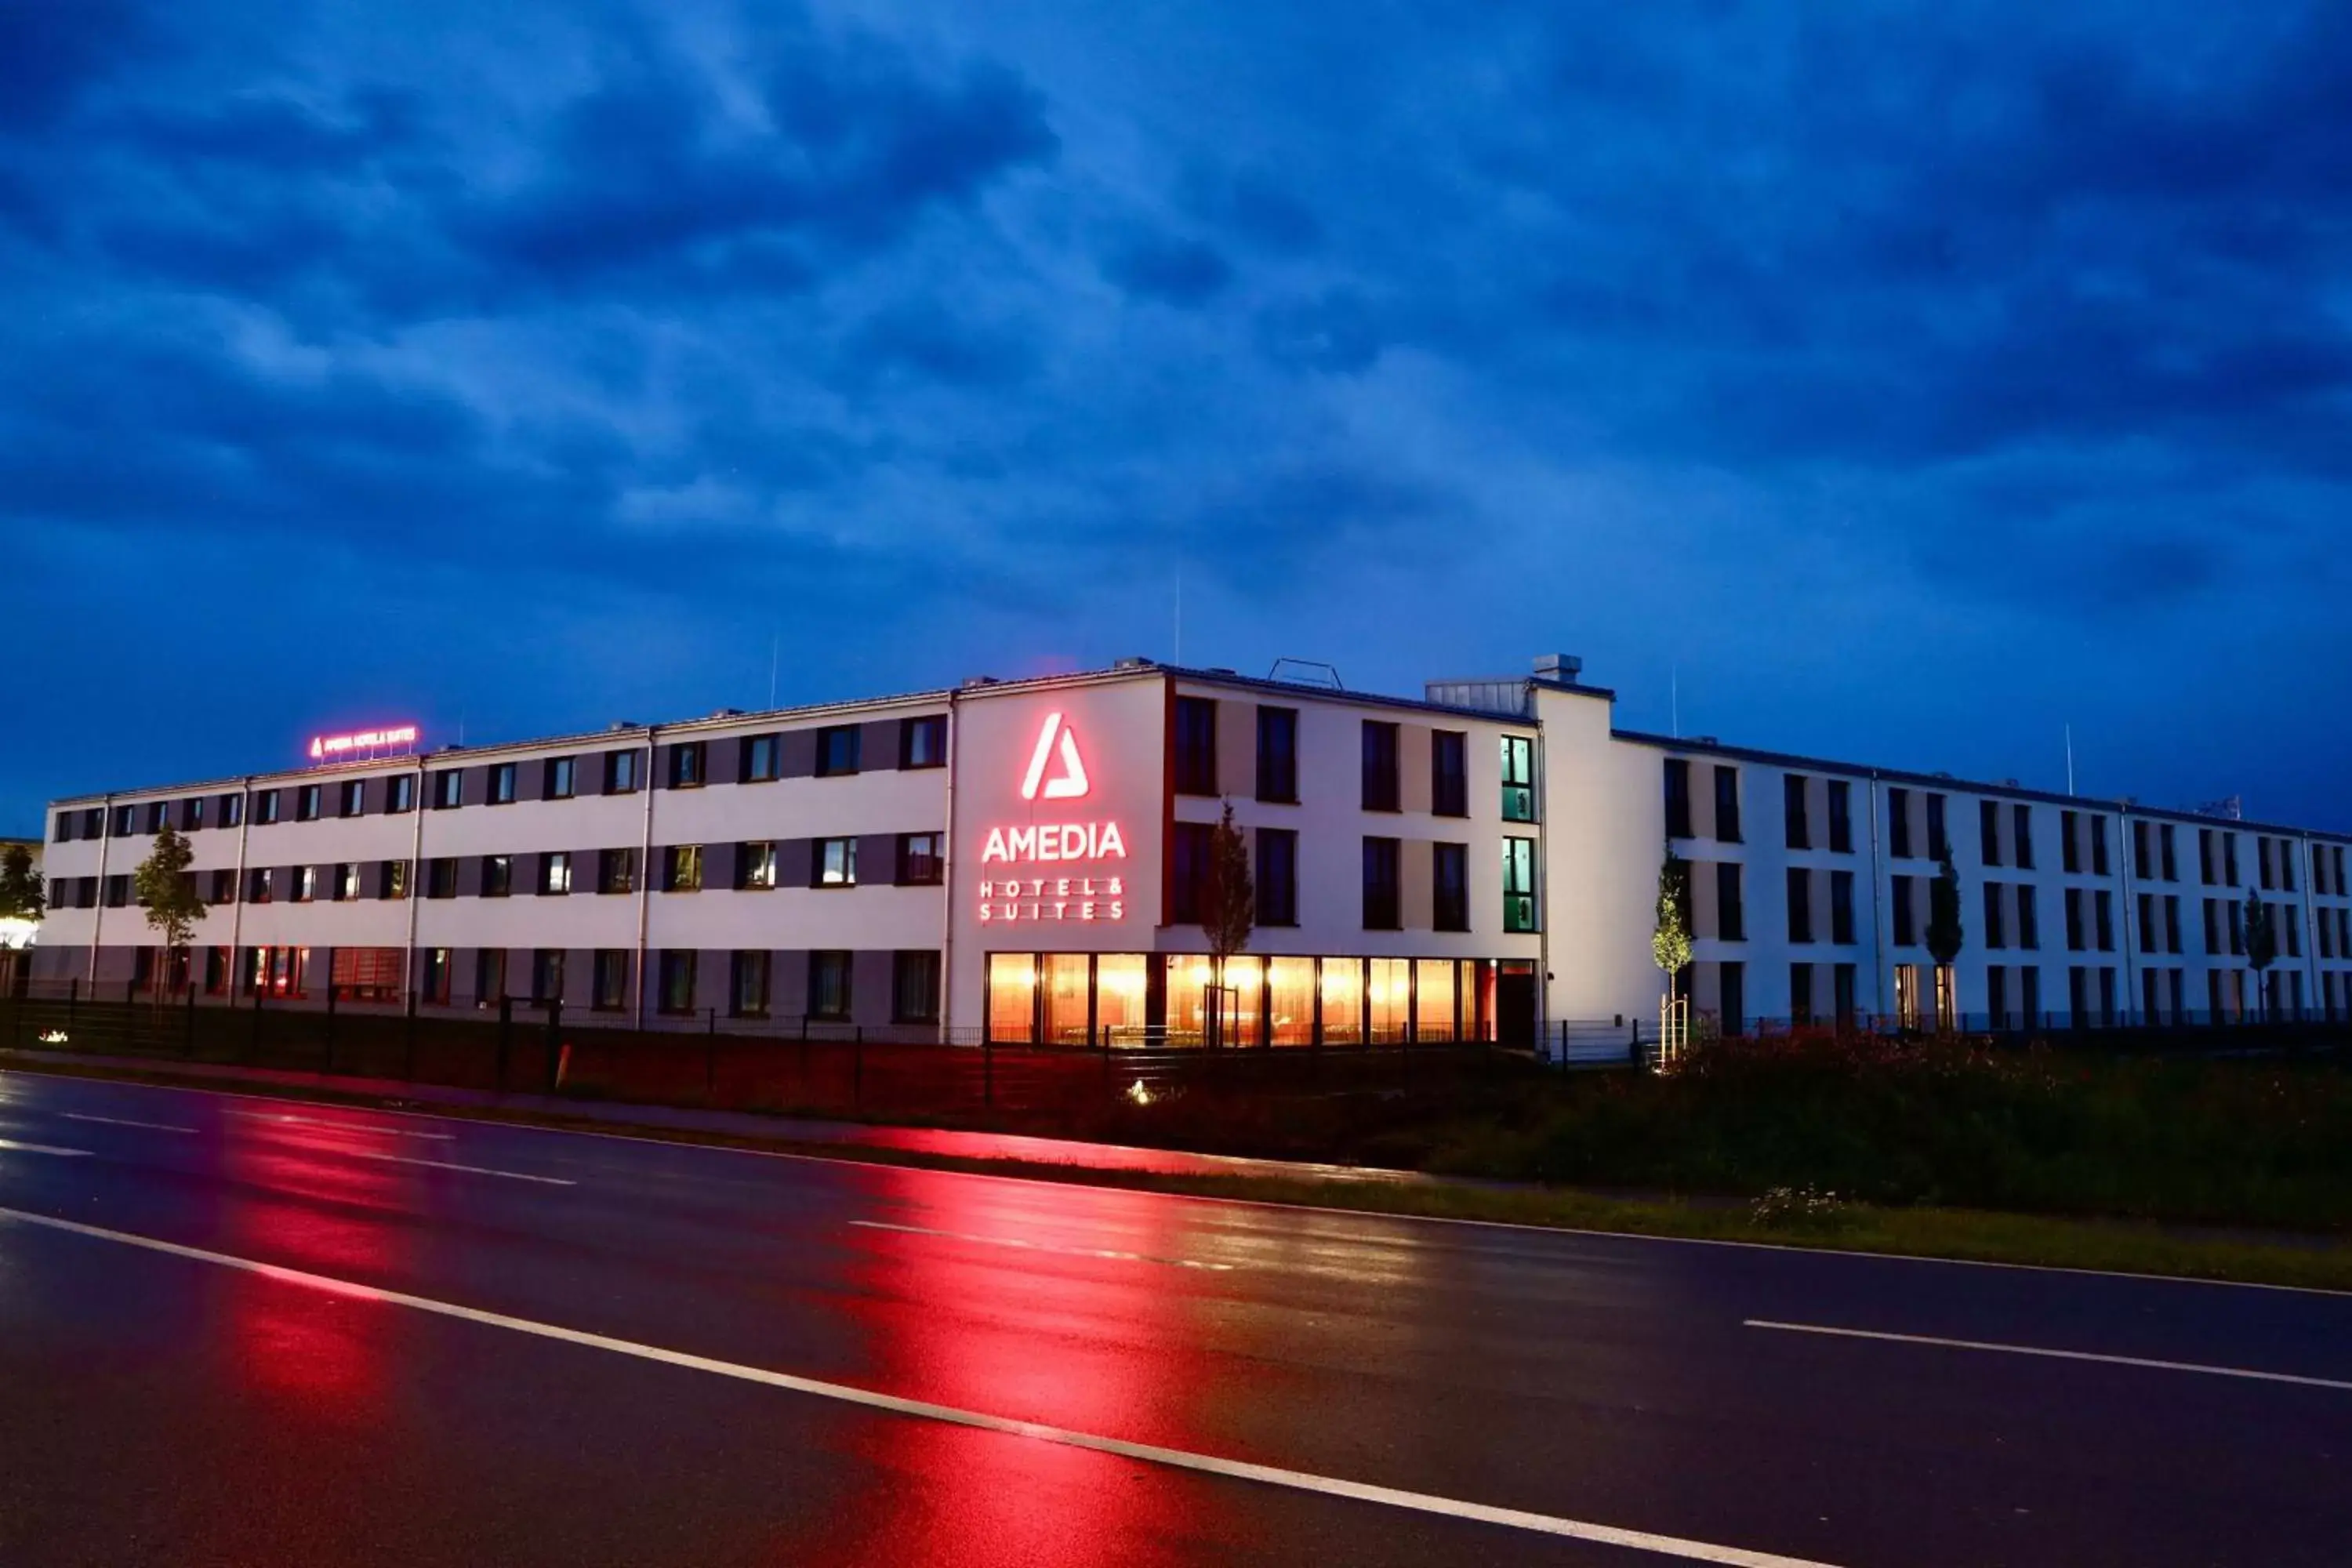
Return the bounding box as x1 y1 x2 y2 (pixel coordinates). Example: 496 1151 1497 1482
131 826 207 1002
1198 801 1255 1047
0 843 45 927
1926 852 1967 1031
2244 887 2278 1022
1652 845 1693 980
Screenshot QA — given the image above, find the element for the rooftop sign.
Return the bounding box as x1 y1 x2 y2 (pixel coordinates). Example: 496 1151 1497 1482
308 725 419 764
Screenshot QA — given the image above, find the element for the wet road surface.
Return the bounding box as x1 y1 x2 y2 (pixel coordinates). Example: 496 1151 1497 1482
2 1069 2347 1566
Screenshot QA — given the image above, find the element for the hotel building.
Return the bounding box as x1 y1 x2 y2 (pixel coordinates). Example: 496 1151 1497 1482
31 655 2352 1053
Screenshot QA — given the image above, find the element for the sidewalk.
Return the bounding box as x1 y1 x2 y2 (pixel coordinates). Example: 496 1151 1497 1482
0 1045 1439 1187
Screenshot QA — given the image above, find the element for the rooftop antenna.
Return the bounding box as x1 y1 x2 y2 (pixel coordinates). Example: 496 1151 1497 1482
2065 724 2075 797
768 632 779 710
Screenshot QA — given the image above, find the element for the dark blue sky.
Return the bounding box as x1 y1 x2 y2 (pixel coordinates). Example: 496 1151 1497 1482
9 1 2350 829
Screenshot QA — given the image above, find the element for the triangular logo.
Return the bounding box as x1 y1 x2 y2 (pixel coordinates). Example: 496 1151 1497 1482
1020 711 1091 801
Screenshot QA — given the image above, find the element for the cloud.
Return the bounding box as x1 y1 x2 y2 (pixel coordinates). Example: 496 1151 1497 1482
1098 229 1232 307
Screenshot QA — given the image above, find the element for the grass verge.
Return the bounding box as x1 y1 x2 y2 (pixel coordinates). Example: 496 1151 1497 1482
7 1054 2348 1294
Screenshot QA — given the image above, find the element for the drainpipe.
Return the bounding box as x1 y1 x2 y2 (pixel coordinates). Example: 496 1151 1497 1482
2298 834 2320 1022
2119 808 2140 1024
403 758 426 1003
632 728 656 1029
227 779 252 997
939 693 960 1044
87 794 113 988
1866 774 1886 1020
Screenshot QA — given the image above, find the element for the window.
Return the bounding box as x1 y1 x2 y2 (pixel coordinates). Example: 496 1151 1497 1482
1892 875 1916 946
662 844 703 893
220 792 245 828
815 725 860 778
249 866 274 904
1926 793 1948 862
1888 788 1912 858
2259 837 2276 891
738 840 779 890
2282 841 2298 893
1835 963 1859 1026
2133 821 2153 880
483 855 512 898
294 866 318 903
2061 810 2081 873
2224 834 2240 886
545 756 575 799
901 715 948 769
426 858 459 899
597 848 637 895
1174 698 1218 796
1713 767 1741 844
380 859 409 900
2203 898 2221 955
1791 964 1815 1026
657 951 696 1014
296 785 322 822
1980 800 2002 866
1432 841 1468 932
2139 892 2158 953
893 951 942 1024
2095 890 2114 952
209 868 237 904
730 951 771 1017
816 837 857 887
666 741 706 789
387 775 414 814
1255 706 1300 804
1984 882 2006 949
2065 888 2085 951
178 797 204 832
2161 824 2178 882
104 874 131 908
1719 962 1745 1036
1664 759 1693 840
143 800 169 833
531 949 565 1005
1785 775 1810 851
1831 869 1857 945
2013 804 2034 869
53 811 74 843
1362 721 1400 812
2285 906 2303 960
808 951 852 1019
895 833 942 886
1787 867 1813 943
1715 861 1744 942
339 779 365 818
419 948 452 1006
739 735 779 783
593 951 628 1011
111 804 134 837
335 862 360 902
2090 815 2110 877
1167 822 1211 924
475 948 507 1006
539 851 572 896
2199 829 2216 885
1499 735 1535 822
432 769 462 809
605 749 641 793
2165 895 2183 955
1362 837 1401 930
1828 779 1853 855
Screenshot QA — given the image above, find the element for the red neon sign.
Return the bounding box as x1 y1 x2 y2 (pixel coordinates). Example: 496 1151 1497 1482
1019 711 1090 800
982 710 1125 921
308 725 419 762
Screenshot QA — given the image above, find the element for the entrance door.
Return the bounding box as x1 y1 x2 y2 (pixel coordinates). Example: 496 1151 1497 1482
1496 960 1537 1047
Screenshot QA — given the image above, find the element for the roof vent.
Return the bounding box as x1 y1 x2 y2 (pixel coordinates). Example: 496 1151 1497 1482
609 720 637 732
1533 653 1584 681
1112 656 1153 670
711 707 742 720
1694 735 1719 746
962 675 1001 688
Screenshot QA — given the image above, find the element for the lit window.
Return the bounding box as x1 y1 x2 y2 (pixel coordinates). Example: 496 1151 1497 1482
817 837 858 887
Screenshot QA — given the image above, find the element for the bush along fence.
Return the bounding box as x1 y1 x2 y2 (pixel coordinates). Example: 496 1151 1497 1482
0 978 1515 1123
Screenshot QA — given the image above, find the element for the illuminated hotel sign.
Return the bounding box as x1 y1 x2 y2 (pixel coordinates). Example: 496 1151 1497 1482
307 724 420 763
980 711 1127 923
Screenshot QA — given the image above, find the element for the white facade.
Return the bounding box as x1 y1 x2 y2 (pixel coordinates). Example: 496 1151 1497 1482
33 655 2352 1047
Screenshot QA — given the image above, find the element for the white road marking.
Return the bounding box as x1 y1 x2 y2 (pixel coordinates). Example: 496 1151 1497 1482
0 1205 1838 1568
62 1112 198 1134
1745 1319 2352 1393
341 1150 575 1186
851 1218 1237 1272
0 1139 91 1157
230 1110 453 1141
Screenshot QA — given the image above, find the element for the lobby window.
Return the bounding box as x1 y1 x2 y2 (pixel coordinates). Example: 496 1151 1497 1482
663 845 703 893
1831 869 1857 945
605 749 641 794
1261 827 1298 926
539 851 572 896
1432 842 1468 932
1713 766 1741 844
1170 822 1210 924
893 951 942 1024
1787 867 1813 943
531 949 565 1005
739 734 779 783
597 848 637 895
1257 706 1299 804
1362 836 1401 930
545 756 575 800
426 858 458 899
1892 876 1916 946
730 951 771 1018
475 949 506 1005
296 785 322 822
1888 789 1912 858
901 715 948 769
815 725 860 778
1430 729 1469 818
422 948 452 1007
1504 837 1539 934
1984 882 2006 949
592 951 628 1011
1828 779 1853 855
666 741 706 789
432 769 462 810
1926 793 1948 862
1664 759 1693 840
1499 735 1535 822
1715 861 1744 942
220 792 246 828
2013 804 2034 869
808 951 852 1020
387 775 413 814
816 837 857 887
738 840 779 891
1362 721 1400 812
656 951 696 1015
484 855 512 898
335 862 360 902
1980 799 2002 866
896 833 942 886
1785 775 1811 851
1174 698 1218 797
339 779 365 818
488 764 517 805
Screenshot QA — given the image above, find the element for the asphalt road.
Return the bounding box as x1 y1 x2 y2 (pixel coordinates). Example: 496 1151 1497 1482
0 1070 2346 1567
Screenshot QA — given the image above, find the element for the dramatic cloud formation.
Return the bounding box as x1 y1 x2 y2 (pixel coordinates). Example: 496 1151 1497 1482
8 0 2350 826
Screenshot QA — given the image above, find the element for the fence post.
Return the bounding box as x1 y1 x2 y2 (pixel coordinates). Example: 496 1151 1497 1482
496 996 513 1092
543 999 563 1094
